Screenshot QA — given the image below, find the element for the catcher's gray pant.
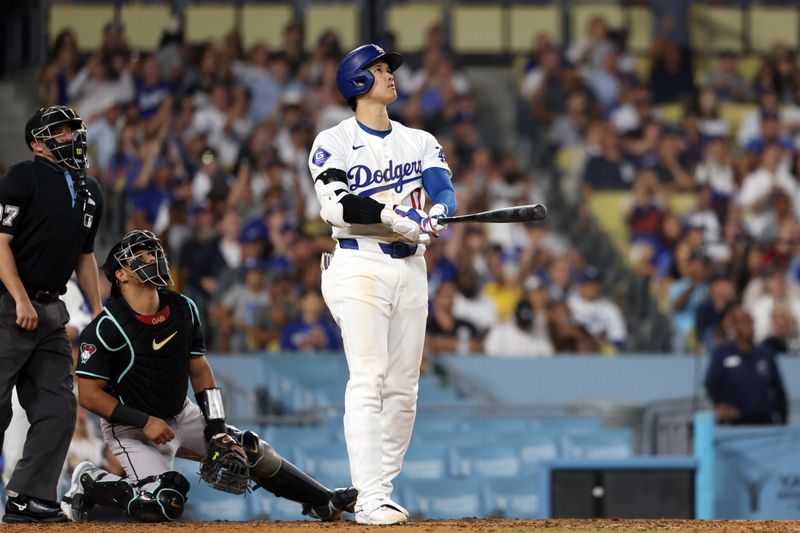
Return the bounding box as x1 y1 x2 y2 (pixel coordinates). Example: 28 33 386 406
101 399 207 489
0 293 75 501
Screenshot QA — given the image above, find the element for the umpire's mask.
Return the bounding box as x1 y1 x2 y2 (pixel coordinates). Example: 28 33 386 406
26 106 88 171
103 230 174 290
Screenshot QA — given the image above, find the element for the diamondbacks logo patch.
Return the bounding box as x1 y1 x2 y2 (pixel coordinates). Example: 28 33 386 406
80 343 96 364
312 147 332 167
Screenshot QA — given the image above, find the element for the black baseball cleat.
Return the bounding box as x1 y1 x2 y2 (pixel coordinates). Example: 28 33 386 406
302 486 359 521
3 493 68 523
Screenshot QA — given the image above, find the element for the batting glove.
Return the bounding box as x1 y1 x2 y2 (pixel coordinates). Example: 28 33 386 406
381 205 431 244
421 203 449 237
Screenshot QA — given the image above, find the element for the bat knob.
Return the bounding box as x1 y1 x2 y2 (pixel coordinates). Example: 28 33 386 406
533 204 547 220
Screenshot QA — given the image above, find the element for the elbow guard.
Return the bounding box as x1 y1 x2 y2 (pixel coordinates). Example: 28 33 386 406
319 189 350 227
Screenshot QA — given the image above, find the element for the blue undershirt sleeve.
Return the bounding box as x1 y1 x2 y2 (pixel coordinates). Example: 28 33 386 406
421 167 457 215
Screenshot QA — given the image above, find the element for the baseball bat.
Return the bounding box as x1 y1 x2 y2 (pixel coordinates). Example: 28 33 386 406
438 204 547 224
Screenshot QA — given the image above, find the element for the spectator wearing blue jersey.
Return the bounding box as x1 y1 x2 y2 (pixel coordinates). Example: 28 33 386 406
280 290 340 352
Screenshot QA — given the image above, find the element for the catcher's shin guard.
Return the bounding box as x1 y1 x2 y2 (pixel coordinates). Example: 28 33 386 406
81 469 189 523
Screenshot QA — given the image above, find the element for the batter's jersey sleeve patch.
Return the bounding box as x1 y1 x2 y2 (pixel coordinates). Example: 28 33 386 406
312 147 332 167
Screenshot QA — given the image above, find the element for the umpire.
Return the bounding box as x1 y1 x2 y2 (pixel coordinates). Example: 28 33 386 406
0 106 103 523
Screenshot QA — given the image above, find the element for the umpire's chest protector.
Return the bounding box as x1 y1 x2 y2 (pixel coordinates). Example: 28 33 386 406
104 291 194 419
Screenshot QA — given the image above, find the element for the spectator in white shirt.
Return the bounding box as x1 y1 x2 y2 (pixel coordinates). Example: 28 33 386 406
737 143 799 241
695 137 736 197
751 268 800 344
452 267 498 335
484 300 554 357
567 267 627 349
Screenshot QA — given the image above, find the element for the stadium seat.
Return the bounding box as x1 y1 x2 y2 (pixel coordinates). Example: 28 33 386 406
562 429 634 460
450 444 522 478
120 4 171 52
656 103 684 125
571 2 624 45
241 4 293 50
386 3 443 52
737 55 762 85
295 443 351 482
417 374 462 404
749 7 799 53
504 432 561 473
304 4 359 51
720 102 758 136
412 417 463 442
265 424 338 461
459 416 531 437
401 478 486 519
452 5 504 54
185 5 236 44
689 5 744 53
587 192 630 259
49 4 114 52
509 5 562 52
531 416 604 434
401 443 449 480
627 6 653 55
485 476 540 518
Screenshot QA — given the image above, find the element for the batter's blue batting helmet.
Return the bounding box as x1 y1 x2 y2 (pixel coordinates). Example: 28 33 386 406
336 44 403 103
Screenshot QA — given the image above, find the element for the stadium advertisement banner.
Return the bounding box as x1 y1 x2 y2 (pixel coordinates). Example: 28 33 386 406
713 426 800 519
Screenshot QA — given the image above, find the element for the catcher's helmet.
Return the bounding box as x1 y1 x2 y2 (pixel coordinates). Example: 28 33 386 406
103 230 173 291
336 44 402 105
25 106 88 171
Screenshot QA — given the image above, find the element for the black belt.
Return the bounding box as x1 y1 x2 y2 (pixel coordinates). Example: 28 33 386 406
0 286 61 304
29 289 61 304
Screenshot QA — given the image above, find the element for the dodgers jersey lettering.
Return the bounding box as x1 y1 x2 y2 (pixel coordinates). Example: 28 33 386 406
309 117 450 242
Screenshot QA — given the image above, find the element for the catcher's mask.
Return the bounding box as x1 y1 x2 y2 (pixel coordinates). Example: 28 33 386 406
25 106 88 171
103 230 173 290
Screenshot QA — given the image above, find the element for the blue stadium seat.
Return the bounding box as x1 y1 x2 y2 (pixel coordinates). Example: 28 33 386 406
295 444 351 482
400 443 449 480
529 416 604 434
504 432 560 473
401 478 487 519
484 476 539 518
562 429 634 459
450 444 521 478
459 416 531 437
411 417 463 442
265 424 338 461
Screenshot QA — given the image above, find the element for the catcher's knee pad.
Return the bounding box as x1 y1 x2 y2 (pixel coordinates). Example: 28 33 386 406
128 471 190 522
227 425 281 477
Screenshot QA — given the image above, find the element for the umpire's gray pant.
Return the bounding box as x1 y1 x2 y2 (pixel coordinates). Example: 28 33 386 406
0 292 75 501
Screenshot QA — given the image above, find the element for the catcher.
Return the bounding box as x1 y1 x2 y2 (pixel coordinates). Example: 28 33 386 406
60 230 356 522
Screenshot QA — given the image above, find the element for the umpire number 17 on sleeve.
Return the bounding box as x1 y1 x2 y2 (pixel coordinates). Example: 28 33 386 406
321 252 332 272
0 204 19 226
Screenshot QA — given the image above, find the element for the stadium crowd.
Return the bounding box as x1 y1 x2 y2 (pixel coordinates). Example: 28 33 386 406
31 12 800 358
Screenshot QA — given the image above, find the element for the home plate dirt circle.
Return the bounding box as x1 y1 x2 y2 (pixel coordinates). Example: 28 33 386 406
5 519 800 532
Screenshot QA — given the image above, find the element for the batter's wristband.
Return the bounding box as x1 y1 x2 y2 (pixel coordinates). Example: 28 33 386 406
110 403 150 428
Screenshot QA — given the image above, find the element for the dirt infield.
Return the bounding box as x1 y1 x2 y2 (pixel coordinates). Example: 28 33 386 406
4 519 800 533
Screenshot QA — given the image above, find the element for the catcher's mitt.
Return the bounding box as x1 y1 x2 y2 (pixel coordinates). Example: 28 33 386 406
200 433 250 495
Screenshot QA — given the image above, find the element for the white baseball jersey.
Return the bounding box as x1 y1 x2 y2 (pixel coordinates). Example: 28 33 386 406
308 117 450 241
311 116 447 507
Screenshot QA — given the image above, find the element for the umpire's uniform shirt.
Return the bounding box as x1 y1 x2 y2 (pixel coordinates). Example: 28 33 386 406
0 156 102 501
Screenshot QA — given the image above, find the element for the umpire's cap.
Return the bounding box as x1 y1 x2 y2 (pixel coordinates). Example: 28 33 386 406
336 44 402 104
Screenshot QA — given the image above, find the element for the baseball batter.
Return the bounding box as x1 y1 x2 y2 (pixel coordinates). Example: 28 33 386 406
308 43 457 525
61 230 357 522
